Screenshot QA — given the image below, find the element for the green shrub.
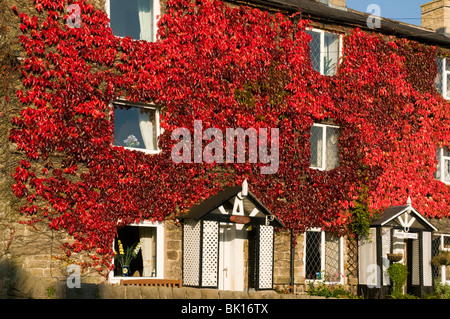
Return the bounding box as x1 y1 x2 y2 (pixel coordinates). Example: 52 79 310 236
307 281 361 299
387 263 408 296
425 282 450 299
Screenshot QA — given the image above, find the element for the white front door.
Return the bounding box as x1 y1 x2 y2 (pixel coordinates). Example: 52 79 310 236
219 223 245 291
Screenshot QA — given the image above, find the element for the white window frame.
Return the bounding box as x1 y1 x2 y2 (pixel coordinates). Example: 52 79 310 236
436 57 450 100
109 220 165 283
111 99 161 155
310 123 340 171
436 147 450 185
303 228 344 284
105 0 160 42
306 28 343 76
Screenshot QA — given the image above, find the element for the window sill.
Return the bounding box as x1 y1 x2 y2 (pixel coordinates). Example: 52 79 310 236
436 178 450 186
109 276 163 284
113 145 161 155
111 34 155 43
305 279 344 285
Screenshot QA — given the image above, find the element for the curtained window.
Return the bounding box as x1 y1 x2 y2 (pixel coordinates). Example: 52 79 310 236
108 0 158 42
113 101 160 153
310 123 340 171
112 223 163 279
305 28 341 76
435 147 450 184
435 57 450 99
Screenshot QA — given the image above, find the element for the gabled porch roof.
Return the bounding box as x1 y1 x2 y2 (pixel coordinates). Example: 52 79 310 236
177 186 284 228
371 201 437 231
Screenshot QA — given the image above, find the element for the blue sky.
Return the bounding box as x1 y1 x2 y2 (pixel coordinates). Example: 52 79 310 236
346 0 430 26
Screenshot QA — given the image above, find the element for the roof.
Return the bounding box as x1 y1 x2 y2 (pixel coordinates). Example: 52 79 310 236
177 186 284 227
428 218 450 234
233 0 450 49
371 204 437 231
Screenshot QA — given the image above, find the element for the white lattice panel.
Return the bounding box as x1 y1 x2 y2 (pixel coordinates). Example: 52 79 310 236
183 219 201 286
201 220 219 287
258 225 274 289
423 232 432 287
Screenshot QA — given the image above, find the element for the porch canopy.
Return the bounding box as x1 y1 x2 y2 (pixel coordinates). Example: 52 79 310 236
177 185 284 228
358 197 437 298
177 181 284 291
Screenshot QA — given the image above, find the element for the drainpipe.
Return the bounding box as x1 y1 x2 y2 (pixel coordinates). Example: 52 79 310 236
290 229 295 293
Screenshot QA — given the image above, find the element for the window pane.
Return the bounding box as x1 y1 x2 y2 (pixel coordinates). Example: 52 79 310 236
435 148 442 180
444 158 450 183
115 226 143 277
325 233 341 282
444 235 450 250
324 32 339 76
114 105 157 151
110 0 153 41
325 126 340 170
306 30 321 73
444 147 450 157
446 73 450 98
114 226 157 277
435 58 444 95
305 231 322 280
310 126 324 169
446 265 450 281
139 227 157 277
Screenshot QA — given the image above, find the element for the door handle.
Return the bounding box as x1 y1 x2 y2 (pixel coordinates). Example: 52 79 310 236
224 267 228 278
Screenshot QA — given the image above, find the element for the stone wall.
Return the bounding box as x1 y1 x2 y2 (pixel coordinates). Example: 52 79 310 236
273 231 304 293
164 220 183 280
421 0 450 34
2 274 328 299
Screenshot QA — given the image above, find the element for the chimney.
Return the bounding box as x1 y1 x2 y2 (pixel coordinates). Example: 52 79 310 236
316 0 347 10
421 0 450 35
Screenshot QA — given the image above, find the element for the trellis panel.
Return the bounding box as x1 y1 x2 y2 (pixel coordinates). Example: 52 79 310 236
256 225 274 290
423 231 432 287
201 220 219 287
182 219 201 287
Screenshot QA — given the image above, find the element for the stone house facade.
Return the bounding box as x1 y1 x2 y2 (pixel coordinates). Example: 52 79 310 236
2 0 450 299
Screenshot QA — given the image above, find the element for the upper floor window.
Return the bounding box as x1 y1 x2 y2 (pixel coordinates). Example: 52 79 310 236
435 57 450 99
113 100 160 154
306 28 342 76
436 147 450 184
310 123 340 171
106 0 160 42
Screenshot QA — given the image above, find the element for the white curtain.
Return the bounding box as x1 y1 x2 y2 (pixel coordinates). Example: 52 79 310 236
137 108 155 150
137 0 153 41
139 227 155 277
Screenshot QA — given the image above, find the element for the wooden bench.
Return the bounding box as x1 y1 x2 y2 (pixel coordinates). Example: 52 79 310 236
119 279 182 288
